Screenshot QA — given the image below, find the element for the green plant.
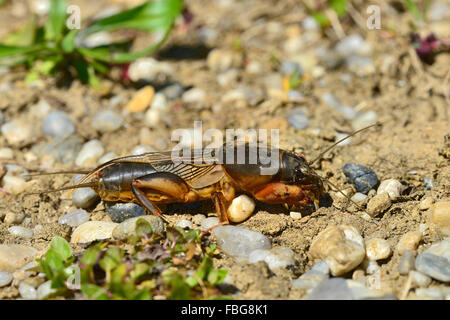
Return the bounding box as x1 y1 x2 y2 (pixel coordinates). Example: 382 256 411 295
0 0 183 86
36 219 229 300
302 0 348 28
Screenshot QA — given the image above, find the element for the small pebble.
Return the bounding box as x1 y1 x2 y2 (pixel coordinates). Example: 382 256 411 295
0 147 13 159
0 272 13 287
58 209 90 227
106 202 145 223
307 278 353 300
419 197 434 210
75 139 104 167
310 225 365 276
2 175 31 195
18 282 37 300
363 259 380 275
415 288 444 300
72 188 100 209
1 121 33 146
343 163 378 194
212 225 271 261
423 177 434 190
335 34 372 58
4 212 25 225
287 108 309 130
0 245 38 273
335 133 352 147
227 195 255 223
182 88 206 104
37 280 57 300
132 145 156 155
160 82 184 100
248 247 295 271
34 135 82 165
351 192 367 203
207 49 243 72
377 179 404 200
97 152 117 165
175 219 194 230
365 238 392 261
91 110 123 133
398 251 415 275
424 239 450 261
311 261 330 275
41 111 75 138
8 226 33 238
150 93 168 112
415 252 450 282
366 193 391 217
351 110 377 131
71 221 118 244
292 269 329 290
410 271 432 288
192 214 206 225
112 216 165 240
428 201 450 237
397 231 422 255
125 86 155 113
201 217 220 231
280 61 303 75
127 57 174 82
290 211 302 220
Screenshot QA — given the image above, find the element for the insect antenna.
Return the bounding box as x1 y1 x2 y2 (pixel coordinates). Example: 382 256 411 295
25 170 91 177
308 122 381 166
24 181 97 196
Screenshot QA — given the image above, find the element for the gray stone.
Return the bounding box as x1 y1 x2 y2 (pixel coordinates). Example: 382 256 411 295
33 135 83 164
415 252 450 282
72 188 100 209
91 110 123 133
213 226 271 261
287 108 309 130
343 163 378 194
248 247 295 271
398 251 416 275
175 219 194 230
18 282 37 299
106 202 146 223
0 245 39 273
112 216 165 240
37 280 57 299
41 111 75 138
8 226 33 238
160 82 185 100
424 239 450 260
58 209 90 227
307 278 353 300
351 110 377 131
0 272 12 287
201 217 220 231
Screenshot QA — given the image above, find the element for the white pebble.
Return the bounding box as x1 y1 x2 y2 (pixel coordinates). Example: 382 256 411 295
144 108 161 127
0 147 13 159
377 179 404 200
97 152 117 165
37 280 57 300
1 121 33 146
18 282 37 299
0 272 13 287
8 226 34 238
182 88 206 104
58 209 90 227
71 221 118 244
41 111 75 138
75 140 104 167
150 93 168 112
410 271 432 288
128 57 174 82
1 175 31 194
201 217 220 231
364 259 380 275
4 212 25 225
132 145 156 155
175 219 194 229
365 238 391 261
290 211 302 220
227 195 255 223
352 192 367 203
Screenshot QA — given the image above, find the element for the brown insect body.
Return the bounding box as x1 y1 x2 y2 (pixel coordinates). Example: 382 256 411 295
62 143 322 223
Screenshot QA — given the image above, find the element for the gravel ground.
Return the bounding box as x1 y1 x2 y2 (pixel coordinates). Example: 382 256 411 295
0 0 449 300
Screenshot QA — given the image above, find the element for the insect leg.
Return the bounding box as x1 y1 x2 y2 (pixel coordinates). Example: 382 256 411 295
131 172 191 220
212 192 230 224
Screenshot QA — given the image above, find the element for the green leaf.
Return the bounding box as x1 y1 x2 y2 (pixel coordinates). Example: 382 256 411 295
311 11 330 27
195 256 213 280
3 15 37 47
329 0 347 17
404 0 423 21
81 284 110 300
169 274 191 300
45 0 68 41
185 276 198 288
49 236 72 261
132 289 151 300
136 218 153 238
130 263 149 281
80 244 102 267
207 269 227 285
0 44 44 58
62 29 79 53
45 250 64 271
84 0 183 35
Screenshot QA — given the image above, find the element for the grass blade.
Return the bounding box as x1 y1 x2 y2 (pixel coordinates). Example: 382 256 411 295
45 0 68 41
